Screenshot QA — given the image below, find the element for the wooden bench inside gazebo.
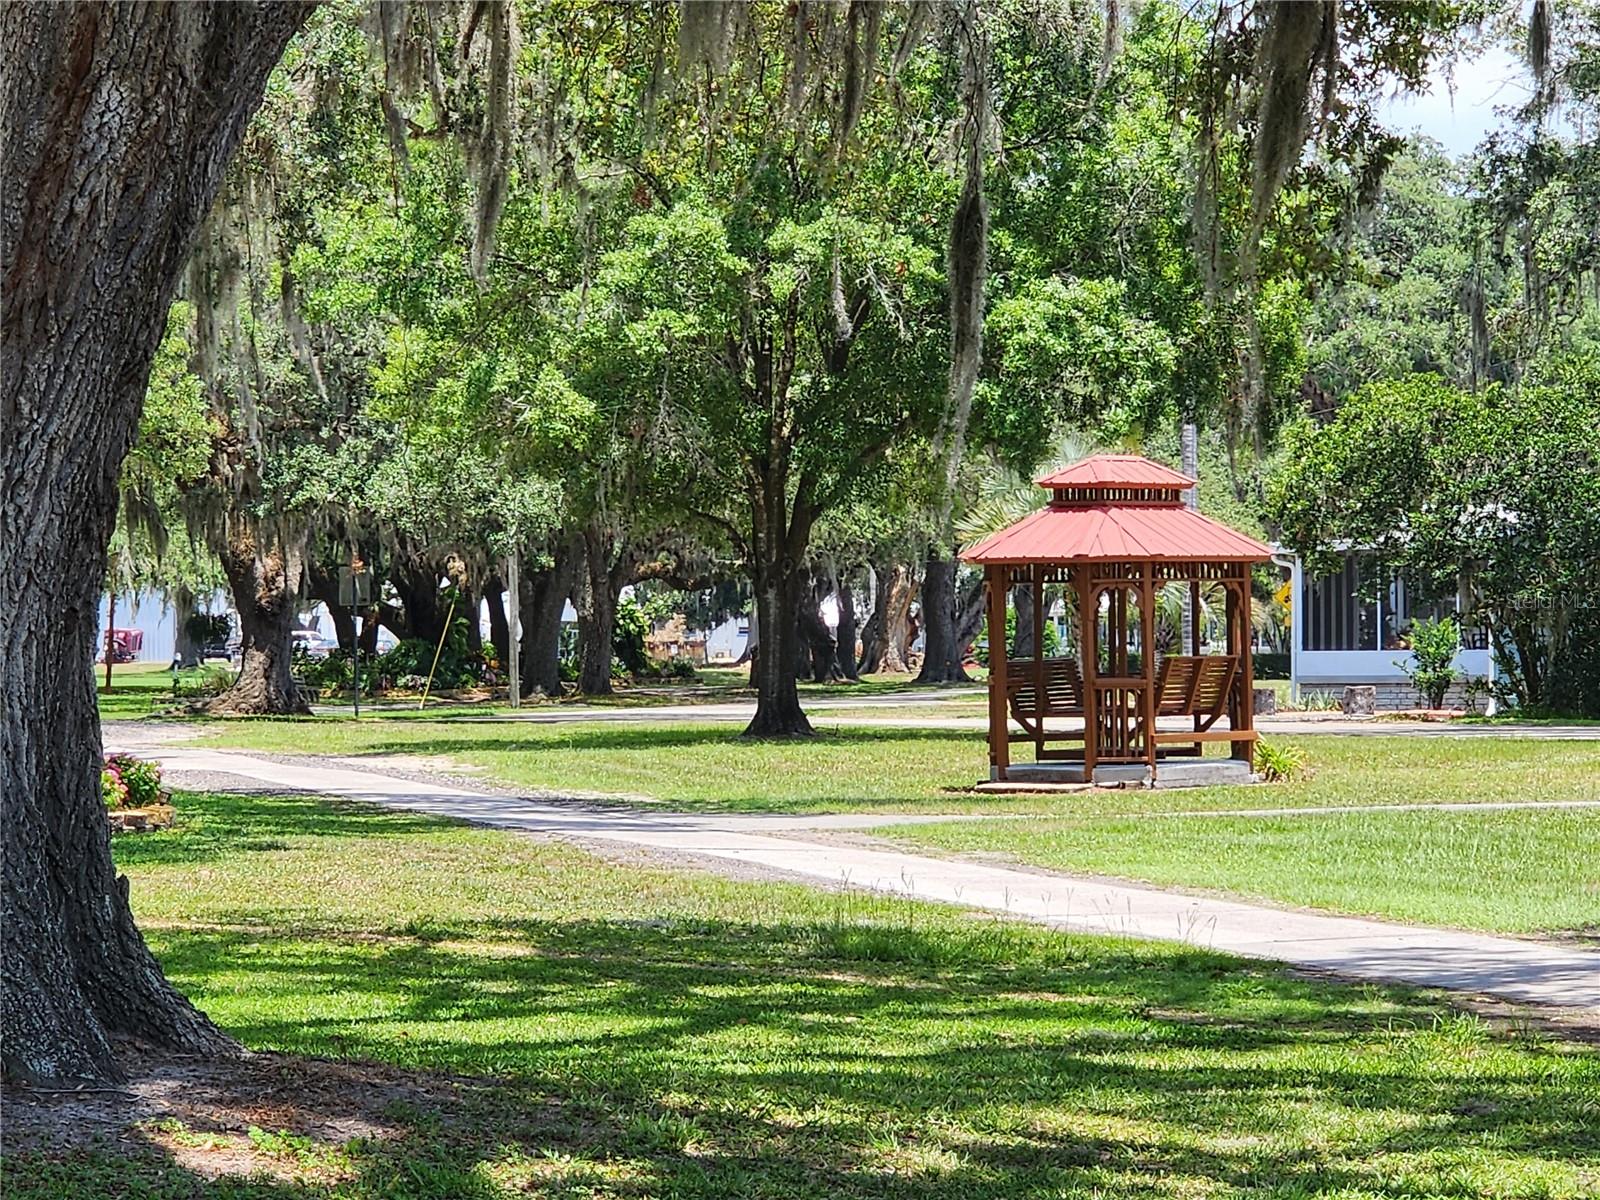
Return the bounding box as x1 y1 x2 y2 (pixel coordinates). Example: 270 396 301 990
963 455 1271 787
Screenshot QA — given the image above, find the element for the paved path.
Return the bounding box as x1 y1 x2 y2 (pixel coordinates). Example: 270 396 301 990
128 741 1599 1012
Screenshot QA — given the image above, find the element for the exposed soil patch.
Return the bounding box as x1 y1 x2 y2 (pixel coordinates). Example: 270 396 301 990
2 1044 468 1178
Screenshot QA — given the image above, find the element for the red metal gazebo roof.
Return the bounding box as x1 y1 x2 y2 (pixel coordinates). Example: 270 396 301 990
963 454 1272 565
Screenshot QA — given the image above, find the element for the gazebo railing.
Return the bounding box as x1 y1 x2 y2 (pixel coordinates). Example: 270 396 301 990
1089 677 1150 762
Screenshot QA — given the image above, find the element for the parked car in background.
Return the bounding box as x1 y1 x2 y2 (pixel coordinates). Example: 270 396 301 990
99 629 143 663
197 639 233 663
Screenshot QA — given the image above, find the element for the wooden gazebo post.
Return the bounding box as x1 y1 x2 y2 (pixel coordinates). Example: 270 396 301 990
1140 561 1158 777
1230 576 1257 763
1077 572 1098 780
985 566 1009 781
1031 566 1046 764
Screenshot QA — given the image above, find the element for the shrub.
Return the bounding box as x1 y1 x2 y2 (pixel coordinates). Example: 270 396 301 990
103 753 162 808
1252 651 1290 680
372 620 486 692
1290 689 1342 712
660 656 697 681
1548 608 1600 719
175 663 233 699
613 596 652 676
293 646 347 690
1253 740 1309 783
976 608 1061 666
1398 615 1460 708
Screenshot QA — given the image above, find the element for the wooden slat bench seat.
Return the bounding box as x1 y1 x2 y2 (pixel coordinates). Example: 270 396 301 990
1149 654 1258 747
1006 656 1084 737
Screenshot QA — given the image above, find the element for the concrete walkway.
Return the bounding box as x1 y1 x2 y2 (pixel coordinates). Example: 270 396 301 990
132 743 1599 1013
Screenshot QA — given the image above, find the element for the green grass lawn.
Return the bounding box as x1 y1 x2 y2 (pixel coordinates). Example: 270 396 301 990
99 663 982 725
194 716 1600 817
8 788 1598 1198
97 661 205 719
696 666 986 696
875 806 1600 937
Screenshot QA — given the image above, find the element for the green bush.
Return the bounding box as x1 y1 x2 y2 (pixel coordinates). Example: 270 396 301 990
293 647 362 692
976 609 1062 666
1252 651 1290 679
1397 615 1459 708
613 596 652 676
660 656 697 681
371 621 487 692
175 663 234 699
1548 608 1600 718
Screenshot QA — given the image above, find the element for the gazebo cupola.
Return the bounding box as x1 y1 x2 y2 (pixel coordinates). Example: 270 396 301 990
963 454 1272 787
1038 454 1196 509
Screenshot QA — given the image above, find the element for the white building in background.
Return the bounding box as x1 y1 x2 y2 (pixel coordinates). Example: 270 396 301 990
1285 550 1492 708
97 590 181 663
704 614 750 664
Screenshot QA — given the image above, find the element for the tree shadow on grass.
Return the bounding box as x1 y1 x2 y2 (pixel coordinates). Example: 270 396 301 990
100 909 1600 1198
111 790 457 869
11 922 1596 1198
75 791 1600 1196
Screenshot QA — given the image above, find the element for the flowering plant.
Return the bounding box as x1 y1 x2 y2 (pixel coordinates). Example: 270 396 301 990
102 753 162 809
101 760 129 808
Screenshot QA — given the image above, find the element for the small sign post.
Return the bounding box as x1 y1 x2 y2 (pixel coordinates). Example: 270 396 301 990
339 565 372 718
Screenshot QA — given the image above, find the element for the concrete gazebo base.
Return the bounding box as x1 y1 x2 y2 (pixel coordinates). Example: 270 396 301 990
984 758 1257 790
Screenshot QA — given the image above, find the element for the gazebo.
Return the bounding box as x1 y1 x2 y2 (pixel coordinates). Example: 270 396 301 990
962 454 1272 787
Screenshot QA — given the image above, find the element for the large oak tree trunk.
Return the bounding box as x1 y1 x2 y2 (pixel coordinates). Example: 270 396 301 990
800 570 841 683
462 583 481 655
834 576 860 682
1011 584 1035 658
859 560 913 675
744 486 815 737
484 575 509 666
0 1 310 1084
915 550 976 685
307 562 356 652
747 568 812 735
172 591 200 666
388 546 449 648
208 525 311 716
576 526 620 697
327 599 357 654
520 536 579 698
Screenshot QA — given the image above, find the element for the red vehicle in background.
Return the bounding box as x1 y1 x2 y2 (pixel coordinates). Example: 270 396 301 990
101 628 142 664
